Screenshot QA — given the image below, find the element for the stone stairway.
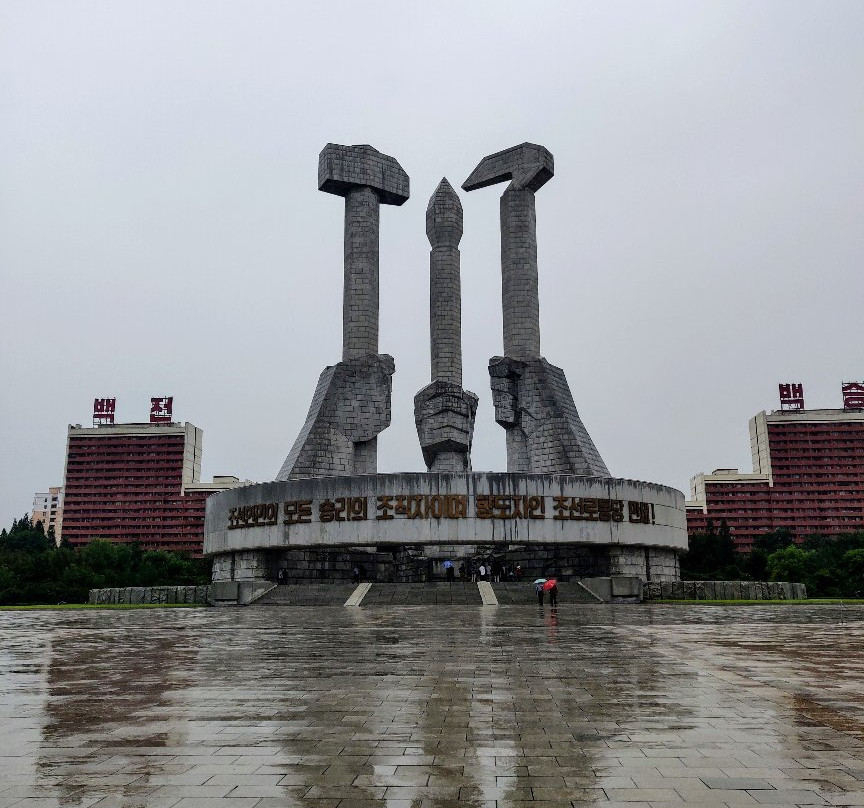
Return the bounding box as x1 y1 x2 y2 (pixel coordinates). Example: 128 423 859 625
253 580 604 606
254 582 358 606
360 581 483 606
491 581 603 605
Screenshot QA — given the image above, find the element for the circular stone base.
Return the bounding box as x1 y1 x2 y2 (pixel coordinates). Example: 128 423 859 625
204 473 686 583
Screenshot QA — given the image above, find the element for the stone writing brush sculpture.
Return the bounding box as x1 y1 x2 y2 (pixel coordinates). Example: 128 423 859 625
414 179 478 472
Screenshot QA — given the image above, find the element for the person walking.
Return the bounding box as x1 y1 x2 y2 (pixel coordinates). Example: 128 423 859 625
478 563 486 582
548 581 558 607
444 559 454 582
352 566 360 584
535 580 545 606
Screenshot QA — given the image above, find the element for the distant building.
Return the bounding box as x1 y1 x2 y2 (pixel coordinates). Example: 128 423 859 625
687 408 864 552
61 421 250 555
31 486 64 543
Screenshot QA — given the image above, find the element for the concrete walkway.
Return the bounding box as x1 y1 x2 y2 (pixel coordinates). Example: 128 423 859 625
476 580 498 605
343 581 372 606
2 605 863 807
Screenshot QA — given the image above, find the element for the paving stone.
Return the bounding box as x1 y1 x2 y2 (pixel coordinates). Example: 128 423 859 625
1 605 864 807
749 789 828 803
702 776 775 789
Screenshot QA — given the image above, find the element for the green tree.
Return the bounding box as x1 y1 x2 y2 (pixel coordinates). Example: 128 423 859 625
766 545 815 589
1 515 53 553
841 549 864 596
0 517 212 605
743 547 769 581
754 529 795 555
680 527 741 580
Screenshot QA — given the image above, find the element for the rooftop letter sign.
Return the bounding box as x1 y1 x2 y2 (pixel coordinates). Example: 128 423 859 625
842 382 864 410
150 396 173 423
93 398 116 426
778 383 805 411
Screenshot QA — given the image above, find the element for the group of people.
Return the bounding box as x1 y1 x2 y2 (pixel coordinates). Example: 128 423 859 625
443 557 560 606
536 579 559 607
445 559 523 583
277 565 368 584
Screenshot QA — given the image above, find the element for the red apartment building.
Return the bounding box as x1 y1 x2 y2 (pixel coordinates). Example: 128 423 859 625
61 421 247 555
686 408 864 552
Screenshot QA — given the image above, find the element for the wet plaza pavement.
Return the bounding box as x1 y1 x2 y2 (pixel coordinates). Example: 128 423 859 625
1 604 864 808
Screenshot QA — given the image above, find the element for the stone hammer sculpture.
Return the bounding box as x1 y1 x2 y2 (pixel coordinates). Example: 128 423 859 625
414 179 478 472
277 144 409 480
463 144 610 476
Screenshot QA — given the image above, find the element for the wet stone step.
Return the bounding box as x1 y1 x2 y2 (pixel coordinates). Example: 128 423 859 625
256 583 357 606
361 583 483 606
491 582 598 604
255 582 593 606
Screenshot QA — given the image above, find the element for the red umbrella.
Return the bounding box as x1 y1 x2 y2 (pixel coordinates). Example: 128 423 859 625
542 579 558 591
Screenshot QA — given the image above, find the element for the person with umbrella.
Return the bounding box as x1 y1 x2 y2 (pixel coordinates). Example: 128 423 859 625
534 578 546 606
544 578 559 607
443 558 454 582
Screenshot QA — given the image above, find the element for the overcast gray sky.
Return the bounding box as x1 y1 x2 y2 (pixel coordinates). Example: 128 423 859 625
2 1 862 528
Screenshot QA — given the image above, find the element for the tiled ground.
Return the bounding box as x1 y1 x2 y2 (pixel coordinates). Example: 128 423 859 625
1 604 863 807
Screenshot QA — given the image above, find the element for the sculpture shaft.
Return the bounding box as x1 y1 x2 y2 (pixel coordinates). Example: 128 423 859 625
343 187 380 360
506 428 529 474
431 449 466 473
430 245 462 385
501 187 540 360
353 437 377 475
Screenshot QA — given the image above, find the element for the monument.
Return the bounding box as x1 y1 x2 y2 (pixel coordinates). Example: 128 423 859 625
204 143 687 603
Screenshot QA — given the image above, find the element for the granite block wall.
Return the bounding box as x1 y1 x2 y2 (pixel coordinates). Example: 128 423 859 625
643 580 807 600
88 586 211 605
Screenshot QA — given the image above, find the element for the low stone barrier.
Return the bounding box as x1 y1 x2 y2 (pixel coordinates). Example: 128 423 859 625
88 586 211 605
643 580 806 601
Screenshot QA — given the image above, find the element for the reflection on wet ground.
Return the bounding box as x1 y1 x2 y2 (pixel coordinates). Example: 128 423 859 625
1 605 864 807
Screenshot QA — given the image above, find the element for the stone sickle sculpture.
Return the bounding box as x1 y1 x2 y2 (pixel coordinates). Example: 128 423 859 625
277 144 409 480
414 179 478 472
463 143 610 476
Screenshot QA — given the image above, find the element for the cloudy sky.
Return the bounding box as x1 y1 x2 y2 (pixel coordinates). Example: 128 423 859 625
1 1 862 527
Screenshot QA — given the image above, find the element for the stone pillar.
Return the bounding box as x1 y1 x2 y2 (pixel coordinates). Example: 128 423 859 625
430 247 463 385
343 186 380 360
501 187 541 359
352 438 378 476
